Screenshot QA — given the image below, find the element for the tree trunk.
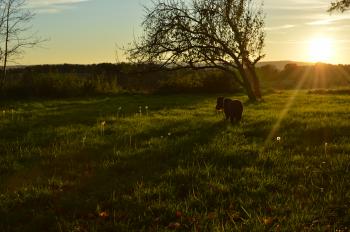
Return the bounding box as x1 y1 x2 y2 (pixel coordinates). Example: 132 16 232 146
248 66 262 100
237 67 257 101
3 2 10 83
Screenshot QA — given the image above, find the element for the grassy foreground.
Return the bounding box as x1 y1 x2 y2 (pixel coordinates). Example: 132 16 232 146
0 92 349 231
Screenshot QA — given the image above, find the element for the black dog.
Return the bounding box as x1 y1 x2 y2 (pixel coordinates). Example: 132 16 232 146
216 97 243 123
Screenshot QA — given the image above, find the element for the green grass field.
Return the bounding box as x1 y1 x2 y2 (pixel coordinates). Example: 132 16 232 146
0 92 349 231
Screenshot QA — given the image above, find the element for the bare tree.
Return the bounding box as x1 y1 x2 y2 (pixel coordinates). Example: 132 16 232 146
128 0 265 101
329 0 350 12
0 0 42 87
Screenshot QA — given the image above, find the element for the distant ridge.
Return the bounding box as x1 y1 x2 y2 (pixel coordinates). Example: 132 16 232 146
257 60 312 70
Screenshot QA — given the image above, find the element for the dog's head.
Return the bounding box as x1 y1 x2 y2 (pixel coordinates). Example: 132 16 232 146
216 96 225 110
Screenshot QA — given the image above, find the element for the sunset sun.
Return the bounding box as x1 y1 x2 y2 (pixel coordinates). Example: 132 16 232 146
308 37 333 63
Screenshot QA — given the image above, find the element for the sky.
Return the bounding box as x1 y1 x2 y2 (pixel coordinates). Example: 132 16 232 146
17 0 350 65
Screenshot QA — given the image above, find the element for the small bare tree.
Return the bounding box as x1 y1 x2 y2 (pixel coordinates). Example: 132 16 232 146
0 0 42 88
128 0 265 101
329 0 350 12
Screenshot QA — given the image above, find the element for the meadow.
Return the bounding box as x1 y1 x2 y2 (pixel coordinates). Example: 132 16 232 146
0 92 349 231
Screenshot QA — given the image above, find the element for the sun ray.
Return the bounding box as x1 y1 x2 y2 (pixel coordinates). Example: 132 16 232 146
263 67 313 148
312 65 319 89
312 64 327 89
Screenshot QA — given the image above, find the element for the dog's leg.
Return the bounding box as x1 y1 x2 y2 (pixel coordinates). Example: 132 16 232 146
224 111 229 121
230 116 234 124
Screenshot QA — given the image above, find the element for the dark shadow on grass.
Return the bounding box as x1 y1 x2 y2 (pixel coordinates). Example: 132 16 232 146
0 116 261 231
56 120 260 230
0 117 227 229
243 120 272 139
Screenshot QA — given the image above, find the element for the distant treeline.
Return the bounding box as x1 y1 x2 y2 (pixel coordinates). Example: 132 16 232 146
2 63 241 97
2 62 350 98
258 63 350 89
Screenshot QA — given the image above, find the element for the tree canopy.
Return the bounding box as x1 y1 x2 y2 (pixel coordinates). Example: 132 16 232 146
329 0 350 12
129 0 266 101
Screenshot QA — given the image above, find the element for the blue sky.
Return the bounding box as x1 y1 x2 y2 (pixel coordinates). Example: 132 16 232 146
20 0 350 65
23 0 145 64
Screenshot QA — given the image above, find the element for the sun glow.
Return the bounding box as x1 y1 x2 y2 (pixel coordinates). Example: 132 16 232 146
308 37 333 63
